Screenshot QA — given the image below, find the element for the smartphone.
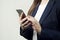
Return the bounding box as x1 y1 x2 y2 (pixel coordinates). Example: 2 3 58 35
16 9 23 16
16 9 26 19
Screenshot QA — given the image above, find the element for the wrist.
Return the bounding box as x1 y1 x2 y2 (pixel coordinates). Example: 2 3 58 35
37 26 42 34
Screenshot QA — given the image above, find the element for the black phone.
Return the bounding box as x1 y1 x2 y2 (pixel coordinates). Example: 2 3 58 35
16 9 26 19
16 9 23 16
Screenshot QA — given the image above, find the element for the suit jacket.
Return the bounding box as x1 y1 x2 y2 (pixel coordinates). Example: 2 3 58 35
20 0 60 40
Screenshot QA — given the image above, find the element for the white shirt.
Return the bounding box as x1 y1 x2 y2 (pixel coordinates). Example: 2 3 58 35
33 0 49 40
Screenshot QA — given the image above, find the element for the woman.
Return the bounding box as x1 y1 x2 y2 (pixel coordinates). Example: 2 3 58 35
20 0 60 40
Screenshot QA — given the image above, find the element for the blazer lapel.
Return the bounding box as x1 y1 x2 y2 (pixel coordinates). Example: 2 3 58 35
40 0 55 24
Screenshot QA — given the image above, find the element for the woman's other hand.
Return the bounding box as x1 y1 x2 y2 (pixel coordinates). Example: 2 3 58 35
27 15 42 34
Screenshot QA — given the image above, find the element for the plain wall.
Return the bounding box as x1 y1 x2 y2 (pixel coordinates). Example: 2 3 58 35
0 0 33 40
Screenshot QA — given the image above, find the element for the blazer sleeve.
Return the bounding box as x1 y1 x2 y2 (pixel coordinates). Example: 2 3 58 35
20 25 33 40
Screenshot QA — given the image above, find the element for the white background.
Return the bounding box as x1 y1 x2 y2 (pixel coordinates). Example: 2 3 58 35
0 0 33 40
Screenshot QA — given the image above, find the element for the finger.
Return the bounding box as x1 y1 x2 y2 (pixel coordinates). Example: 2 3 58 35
20 17 27 24
27 16 33 20
21 20 29 27
20 22 31 30
27 16 36 23
27 15 33 18
24 22 31 28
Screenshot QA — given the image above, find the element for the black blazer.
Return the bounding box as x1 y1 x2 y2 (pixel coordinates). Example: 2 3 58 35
20 0 60 40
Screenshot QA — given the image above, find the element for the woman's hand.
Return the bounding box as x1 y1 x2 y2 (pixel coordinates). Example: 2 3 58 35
19 12 31 30
27 15 42 34
19 13 42 34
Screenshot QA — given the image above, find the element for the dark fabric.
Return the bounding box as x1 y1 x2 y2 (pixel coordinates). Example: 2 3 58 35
20 0 60 40
20 25 33 40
